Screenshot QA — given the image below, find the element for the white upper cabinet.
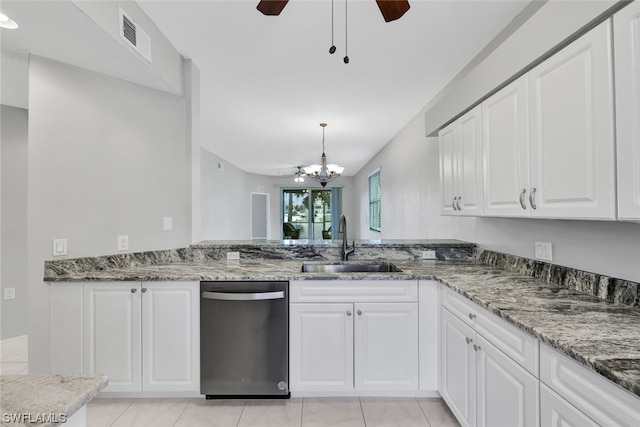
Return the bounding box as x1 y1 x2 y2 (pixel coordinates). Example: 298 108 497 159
614 2 640 221
439 106 483 216
446 18 618 221
527 19 615 219
482 77 530 217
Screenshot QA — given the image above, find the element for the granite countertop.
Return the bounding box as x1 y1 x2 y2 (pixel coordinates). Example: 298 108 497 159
0 374 108 426
45 257 640 399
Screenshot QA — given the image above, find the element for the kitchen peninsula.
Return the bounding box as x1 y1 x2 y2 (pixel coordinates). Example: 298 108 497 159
45 240 640 425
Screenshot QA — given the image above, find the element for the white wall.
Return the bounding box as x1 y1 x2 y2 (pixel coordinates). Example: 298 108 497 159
201 148 252 240
27 55 191 372
201 147 356 241
353 107 476 241
1 105 28 340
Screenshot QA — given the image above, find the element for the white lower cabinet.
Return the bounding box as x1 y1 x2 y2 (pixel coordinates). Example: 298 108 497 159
441 308 538 427
51 281 200 394
540 383 598 427
540 342 640 426
289 280 418 394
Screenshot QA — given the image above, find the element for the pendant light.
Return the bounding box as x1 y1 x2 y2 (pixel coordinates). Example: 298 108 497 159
303 123 344 187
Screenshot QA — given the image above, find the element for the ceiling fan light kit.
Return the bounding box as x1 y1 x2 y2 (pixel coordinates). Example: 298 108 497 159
256 0 410 63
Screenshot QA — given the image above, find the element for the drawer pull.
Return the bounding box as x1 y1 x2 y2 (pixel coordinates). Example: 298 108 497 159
468 313 476 320
519 189 527 209
473 344 481 352
347 311 352 316
131 288 137 293
357 310 362 316
465 337 473 344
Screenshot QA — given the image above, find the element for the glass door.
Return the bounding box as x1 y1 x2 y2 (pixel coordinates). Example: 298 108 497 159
282 189 335 240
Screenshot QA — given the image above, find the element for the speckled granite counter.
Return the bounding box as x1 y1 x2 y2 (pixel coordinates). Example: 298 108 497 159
42 241 640 400
0 374 108 426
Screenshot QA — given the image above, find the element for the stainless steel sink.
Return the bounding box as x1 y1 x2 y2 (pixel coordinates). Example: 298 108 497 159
301 262 402 273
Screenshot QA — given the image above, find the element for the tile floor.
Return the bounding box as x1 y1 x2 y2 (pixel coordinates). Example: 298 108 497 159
0 337 460 427
87 396 460 427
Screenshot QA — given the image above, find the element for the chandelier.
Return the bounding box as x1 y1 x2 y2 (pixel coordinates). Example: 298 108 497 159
303 123 344 187
294 166 305 183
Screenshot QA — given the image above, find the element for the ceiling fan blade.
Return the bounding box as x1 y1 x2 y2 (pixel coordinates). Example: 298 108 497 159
375 0 410 22
257 0 289 16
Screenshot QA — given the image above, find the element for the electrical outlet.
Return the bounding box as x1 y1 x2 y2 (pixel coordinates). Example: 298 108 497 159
226 251 240 260
52 238 67 256
534 241 553 261
4 287 15 300
422 250 437 260
117 235 129 251
163 217 173 231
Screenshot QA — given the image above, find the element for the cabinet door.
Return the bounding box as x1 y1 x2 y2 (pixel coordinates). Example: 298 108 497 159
141 282 199 392
457 106 483 216
540 383 598 427
528 19 615 219
354 302 418 391
482 77 530 217
475 335 539 427
439 123 458 215
289 303 353 392
83 283 141 392
441 308 475 427
615 2 640 220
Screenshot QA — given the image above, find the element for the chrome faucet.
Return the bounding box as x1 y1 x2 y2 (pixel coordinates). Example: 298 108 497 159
338 214 355 261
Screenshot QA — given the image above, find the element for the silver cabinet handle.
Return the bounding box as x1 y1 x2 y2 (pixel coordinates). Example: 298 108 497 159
141 288 147 293
131 288 137 293
473 344 481 351
357 310 362 316
468 313 476 320
452 197 458 211
455 196 462 211
202 291 284 301
347 310 352 316
465 337 472 344
529 187 537 209
519 189 527 210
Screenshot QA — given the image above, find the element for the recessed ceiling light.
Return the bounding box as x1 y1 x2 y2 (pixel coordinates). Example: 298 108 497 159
0 12 19 30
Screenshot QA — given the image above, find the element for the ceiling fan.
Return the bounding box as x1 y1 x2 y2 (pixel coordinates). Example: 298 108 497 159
257 0 410 23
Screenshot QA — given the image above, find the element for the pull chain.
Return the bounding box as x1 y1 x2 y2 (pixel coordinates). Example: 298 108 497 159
343 0 349 63
329 0 336 54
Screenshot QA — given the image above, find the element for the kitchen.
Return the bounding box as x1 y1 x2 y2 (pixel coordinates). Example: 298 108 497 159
1 0 640 426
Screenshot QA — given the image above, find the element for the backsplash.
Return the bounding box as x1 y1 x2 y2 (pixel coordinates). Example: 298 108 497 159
477 248 640 307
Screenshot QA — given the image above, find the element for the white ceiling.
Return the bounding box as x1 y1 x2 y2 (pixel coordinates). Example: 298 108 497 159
0 0 530 177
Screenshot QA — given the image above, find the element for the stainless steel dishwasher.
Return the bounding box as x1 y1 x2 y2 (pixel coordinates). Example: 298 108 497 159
200 281 289 398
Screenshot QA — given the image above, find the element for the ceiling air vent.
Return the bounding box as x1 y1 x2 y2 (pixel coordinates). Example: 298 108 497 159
118 7 152 63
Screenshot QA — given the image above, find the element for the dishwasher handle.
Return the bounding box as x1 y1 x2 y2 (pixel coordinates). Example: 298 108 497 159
202 290 285 301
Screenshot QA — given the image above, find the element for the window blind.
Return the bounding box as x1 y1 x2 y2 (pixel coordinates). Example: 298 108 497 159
369 169 381 232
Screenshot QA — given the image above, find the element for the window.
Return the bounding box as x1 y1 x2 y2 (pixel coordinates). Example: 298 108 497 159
369 168 381 232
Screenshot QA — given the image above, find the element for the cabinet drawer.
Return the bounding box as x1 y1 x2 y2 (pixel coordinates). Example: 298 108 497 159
540 383 598 427
290 280 418 303
441 286 538 376
540 343 640 427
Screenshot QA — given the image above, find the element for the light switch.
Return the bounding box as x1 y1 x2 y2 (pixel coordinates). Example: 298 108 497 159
117 235 129 251
52 239 68 256
163 217 173 231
